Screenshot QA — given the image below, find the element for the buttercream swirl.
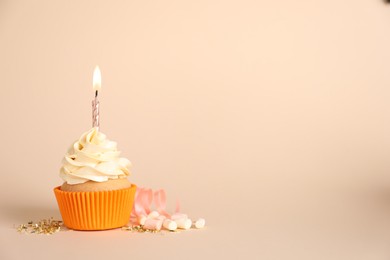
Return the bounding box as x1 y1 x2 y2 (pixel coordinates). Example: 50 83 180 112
60 128 131 185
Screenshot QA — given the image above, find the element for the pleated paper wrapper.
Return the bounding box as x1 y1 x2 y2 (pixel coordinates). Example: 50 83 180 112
54 185 136 230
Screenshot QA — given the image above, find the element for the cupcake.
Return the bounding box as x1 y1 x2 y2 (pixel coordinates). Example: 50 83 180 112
54 127 136 230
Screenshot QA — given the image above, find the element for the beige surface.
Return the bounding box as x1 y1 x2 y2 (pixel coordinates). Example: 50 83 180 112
1 0 390 259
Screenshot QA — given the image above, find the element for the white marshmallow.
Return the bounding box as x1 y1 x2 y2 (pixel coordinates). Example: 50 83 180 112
157 215 166 221
163 219 177 231
194 218 206 229
147 210 160 219
143 218 163 230
175 217 192 230
138 215 147 225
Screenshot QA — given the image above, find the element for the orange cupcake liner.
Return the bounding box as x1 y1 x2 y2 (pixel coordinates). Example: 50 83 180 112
54 184 136 231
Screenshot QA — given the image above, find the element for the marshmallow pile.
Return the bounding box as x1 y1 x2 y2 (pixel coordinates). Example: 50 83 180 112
138 211 205 231
130 187 205 232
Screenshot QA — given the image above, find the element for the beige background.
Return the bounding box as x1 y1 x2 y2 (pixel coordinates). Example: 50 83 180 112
1 0 390 259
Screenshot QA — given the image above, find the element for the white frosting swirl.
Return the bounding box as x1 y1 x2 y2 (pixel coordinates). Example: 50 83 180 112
60 128 131 185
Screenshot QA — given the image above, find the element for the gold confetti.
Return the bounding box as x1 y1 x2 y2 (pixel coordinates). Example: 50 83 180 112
16 218 63 235
121 225 161 234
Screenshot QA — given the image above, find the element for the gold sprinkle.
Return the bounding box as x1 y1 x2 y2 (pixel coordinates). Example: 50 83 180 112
121 225 161 234
16 218 63 235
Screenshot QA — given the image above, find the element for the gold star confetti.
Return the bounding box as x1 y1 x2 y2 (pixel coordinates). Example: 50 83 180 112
16 218 63 235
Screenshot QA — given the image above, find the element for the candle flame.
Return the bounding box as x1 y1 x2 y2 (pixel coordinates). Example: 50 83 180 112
93 66 101 91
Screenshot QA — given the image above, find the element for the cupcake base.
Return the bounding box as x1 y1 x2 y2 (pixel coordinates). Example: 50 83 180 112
54 184 136 231
61 178 132 192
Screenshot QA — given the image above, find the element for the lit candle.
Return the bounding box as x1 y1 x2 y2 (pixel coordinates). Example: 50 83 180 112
92 66 101 129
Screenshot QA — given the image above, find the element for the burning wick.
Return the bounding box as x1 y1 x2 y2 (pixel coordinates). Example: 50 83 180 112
92 66 101 129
